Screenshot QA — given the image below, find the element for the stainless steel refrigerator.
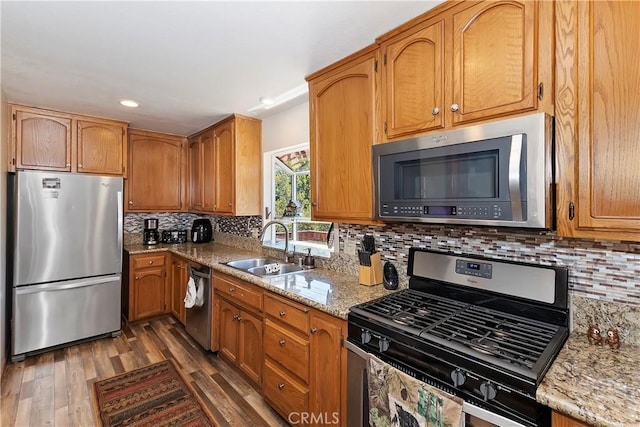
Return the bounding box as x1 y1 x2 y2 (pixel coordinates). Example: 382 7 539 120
7 170 123 362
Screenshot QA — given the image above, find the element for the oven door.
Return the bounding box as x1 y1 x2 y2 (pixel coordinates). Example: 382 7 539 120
464 402 527 427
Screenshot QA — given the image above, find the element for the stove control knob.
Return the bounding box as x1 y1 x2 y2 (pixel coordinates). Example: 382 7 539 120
480 382 497 401
361 330 372 345
378 338 390 353
450 369 466 387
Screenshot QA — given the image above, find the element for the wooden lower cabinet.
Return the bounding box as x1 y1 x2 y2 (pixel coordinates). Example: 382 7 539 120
169 256 188 325
262 293 346 426
213 273 263 386
552 411 591 427
125 253 167 321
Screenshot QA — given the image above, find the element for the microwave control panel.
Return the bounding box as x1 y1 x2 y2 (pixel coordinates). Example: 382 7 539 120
380 202 516 220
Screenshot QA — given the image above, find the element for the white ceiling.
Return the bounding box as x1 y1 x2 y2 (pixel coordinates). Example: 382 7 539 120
1 1 442 136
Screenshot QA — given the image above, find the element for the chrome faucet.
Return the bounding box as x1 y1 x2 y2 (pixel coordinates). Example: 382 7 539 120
259 220 293 263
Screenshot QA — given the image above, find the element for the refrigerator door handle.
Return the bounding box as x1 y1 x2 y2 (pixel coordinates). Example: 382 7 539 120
117 190 123 250
15 275 121 295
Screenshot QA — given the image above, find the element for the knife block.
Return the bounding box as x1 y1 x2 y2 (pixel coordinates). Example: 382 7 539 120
358 252 383 286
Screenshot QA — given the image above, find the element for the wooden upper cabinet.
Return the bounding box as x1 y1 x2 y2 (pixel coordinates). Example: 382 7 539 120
126 129 186 212
556 0 640 241
381 19 445 139
188 136 203 211
213 120 234 214
450 0 537 125
13 109 72 171
10 104 128 175
77 119 126 176
188 114 261 216
200 129 216 212
307 46 378 224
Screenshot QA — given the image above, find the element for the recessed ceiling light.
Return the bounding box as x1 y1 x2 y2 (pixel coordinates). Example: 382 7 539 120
258 97 275 105
120 99 139 108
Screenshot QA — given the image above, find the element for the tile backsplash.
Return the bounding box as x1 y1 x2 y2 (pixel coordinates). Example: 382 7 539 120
339 223 640 307
124 213 262 237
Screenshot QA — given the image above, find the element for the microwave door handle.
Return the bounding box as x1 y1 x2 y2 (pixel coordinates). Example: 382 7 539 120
508 134 524 221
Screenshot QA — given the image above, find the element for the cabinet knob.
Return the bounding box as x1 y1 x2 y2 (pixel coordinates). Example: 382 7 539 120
233 315 238 321
236 315 243 322
135 276 139 280
450 103 460 112
66 163 71 167
228 203 232 207
279 311 286 317
78 164 83 168
278 339 286 346
311 202 317 207
229 287 235 292
310 327 318 334
128 201 134 205
278 383 285 390
432 107 440 115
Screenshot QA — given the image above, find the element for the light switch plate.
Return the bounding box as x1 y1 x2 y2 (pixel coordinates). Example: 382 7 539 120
344 238 357 255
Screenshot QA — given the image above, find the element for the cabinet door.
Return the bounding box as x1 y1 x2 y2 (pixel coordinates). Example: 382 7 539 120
218 298 239 364
170 258 187 325
214 120 235 214
552 411 590 427
238 309 263 385
14 110 72 171
309 312 345 427
200 130 216 212
381 20 444 139
127 130 185 212
556 0 640 241
451 1 536 125
77 120 125 175
132 267 166 320
309 49 377 223
188 136 203 211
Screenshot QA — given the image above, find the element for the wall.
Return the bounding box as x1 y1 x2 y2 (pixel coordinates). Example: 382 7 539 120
1 87 9 372
261 100 309 152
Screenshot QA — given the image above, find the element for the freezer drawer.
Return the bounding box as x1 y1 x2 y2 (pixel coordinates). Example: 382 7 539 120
12 274 121 359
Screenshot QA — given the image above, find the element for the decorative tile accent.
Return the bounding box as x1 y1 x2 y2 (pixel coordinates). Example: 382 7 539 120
339 223 640 307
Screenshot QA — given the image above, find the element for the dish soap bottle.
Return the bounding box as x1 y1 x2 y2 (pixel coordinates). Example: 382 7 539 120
303 248 315 268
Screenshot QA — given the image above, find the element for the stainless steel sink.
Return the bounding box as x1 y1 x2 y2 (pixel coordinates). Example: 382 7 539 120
224 257 306 277
247 264 305 277
225 258 282 270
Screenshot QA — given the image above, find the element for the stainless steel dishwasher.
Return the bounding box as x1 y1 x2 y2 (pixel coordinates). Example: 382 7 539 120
185 264 212 350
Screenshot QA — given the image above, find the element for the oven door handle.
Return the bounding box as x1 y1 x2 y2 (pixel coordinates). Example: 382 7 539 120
462 401 527 427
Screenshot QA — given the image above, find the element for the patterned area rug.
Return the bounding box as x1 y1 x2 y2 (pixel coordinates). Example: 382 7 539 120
93 359 216 427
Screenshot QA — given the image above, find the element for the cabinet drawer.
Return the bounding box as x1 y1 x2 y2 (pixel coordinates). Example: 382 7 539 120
264 318 309 383
214 274 263 312
263 359 309 418
264 293 309 334
132 254 165 269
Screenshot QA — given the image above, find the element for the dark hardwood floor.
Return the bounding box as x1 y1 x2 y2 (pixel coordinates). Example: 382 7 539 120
0 315 288 427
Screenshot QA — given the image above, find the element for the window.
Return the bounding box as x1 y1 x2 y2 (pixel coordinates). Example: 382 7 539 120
263 144 333 257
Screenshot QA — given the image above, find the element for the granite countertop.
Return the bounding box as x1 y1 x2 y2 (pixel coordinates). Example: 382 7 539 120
125 242 396 319
537 331 640 427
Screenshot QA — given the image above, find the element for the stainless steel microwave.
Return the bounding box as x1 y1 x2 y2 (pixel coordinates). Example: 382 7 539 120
373 113 554 228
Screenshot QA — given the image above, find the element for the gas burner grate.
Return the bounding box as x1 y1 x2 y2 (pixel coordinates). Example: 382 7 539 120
352 289 561 370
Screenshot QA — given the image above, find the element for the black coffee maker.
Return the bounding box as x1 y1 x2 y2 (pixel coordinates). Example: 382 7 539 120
191 218 213 243
143 218 160 245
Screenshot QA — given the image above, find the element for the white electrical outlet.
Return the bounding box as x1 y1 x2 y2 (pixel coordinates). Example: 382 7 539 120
343 238 357 255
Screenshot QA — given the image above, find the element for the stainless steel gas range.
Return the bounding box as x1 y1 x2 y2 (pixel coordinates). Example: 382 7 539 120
346 248 569 427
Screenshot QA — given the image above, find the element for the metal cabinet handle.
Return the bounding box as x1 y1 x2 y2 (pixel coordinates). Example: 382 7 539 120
233 315 238 321
432 107 440 115
279 339 286 346
148 261 153 265
450 103 459 112
278 383 285 390
310 327 318 334
128 201 133 205
279 311 286 317
78 164 83 168
229 287 235 292
135 276 139 280
236 316 242 321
